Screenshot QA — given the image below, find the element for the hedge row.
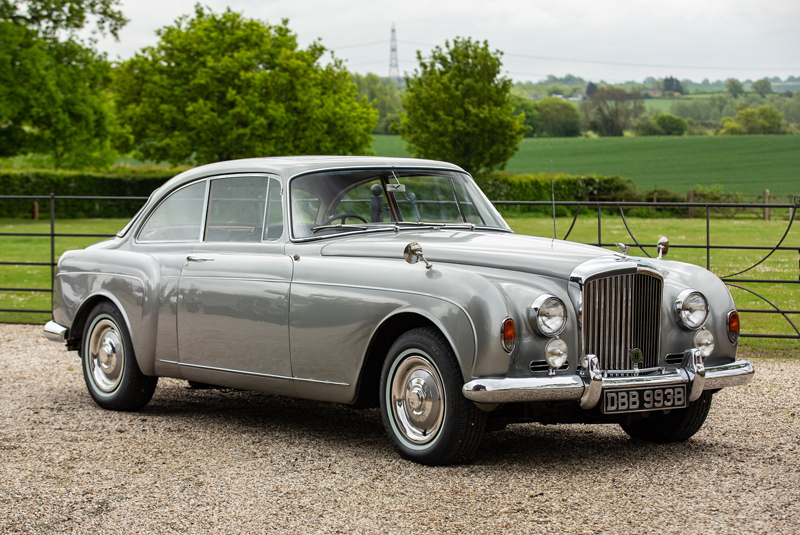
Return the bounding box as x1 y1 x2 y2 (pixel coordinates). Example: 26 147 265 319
0 169 176 218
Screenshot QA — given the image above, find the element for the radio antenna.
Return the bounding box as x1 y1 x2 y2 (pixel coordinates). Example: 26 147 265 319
551 160 556 240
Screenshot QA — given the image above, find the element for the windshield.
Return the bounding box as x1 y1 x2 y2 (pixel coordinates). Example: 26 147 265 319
289 169 510 239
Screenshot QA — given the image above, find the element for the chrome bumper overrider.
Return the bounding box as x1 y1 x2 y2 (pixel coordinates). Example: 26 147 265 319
463 351 754 409
43 321 68 343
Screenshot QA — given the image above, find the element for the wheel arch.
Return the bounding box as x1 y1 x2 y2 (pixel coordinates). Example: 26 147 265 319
69 291 157 376
352 307 475 408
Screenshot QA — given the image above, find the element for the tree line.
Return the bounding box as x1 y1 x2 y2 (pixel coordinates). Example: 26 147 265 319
2 2 797 177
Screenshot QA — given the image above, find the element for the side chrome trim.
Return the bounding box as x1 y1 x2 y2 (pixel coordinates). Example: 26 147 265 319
44 321 68 343
175 361 350 386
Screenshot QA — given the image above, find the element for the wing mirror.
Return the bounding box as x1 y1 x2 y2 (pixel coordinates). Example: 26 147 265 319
657 237 669 259
404 242 432 269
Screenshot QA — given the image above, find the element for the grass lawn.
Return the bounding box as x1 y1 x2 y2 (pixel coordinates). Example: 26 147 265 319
371 134 800 196
1 215 797 351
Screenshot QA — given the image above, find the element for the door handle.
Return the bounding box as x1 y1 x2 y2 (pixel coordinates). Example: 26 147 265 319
186 256 214 262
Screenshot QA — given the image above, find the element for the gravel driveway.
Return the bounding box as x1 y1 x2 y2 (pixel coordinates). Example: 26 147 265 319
1 324 798 534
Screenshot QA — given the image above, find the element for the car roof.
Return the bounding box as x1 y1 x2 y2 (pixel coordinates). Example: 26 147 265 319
158 156 466 194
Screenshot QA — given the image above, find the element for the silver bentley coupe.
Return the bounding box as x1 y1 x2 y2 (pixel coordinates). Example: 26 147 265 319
44 156 753 465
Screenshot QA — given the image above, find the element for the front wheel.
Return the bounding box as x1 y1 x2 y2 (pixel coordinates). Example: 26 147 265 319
81 301 158 411
379 327 486 465
620 391 713 443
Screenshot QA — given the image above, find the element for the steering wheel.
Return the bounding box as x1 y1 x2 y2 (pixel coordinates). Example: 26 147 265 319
321 213 369 226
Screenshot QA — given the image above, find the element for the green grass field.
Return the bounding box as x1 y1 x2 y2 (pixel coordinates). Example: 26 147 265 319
1 215 797 351
371 134 800 196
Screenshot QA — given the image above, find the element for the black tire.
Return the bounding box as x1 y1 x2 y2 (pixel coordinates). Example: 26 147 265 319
81 301 158 411
379 327 486 465
620 391 713 443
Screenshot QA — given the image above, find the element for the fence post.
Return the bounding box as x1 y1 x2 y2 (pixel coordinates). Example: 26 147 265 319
597 203 602 247
33 201 39 220
50 193 55 311
764 189 770 221
687 189 695 219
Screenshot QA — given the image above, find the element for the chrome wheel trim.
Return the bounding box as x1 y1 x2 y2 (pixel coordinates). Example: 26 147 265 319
388 351 445 446
86 316 125 393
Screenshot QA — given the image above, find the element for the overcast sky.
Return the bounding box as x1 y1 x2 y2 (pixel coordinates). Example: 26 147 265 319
89 0 800 84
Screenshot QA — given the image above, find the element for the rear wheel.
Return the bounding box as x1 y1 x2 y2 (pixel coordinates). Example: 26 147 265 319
379 327 486 465
620 391 713 442
81 301 157 411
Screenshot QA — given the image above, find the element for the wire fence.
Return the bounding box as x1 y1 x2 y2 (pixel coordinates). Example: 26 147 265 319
1 194 798 340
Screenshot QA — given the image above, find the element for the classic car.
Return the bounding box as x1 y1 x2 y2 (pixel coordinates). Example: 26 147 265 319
44 156 753 465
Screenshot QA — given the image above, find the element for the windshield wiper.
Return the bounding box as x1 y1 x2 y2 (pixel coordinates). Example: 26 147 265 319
311 223 371 233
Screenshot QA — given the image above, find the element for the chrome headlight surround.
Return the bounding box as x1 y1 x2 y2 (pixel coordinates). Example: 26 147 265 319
675 289 708 330
529 294 567 337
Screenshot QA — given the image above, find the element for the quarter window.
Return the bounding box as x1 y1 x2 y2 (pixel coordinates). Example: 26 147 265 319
138 182 206 242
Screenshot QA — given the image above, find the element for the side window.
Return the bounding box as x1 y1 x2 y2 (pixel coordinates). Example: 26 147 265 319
138 182 206 242
263 179 284 241
205 176 269 242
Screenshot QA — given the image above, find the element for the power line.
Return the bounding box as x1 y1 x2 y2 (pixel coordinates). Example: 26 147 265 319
328 38 799 73
503 52 799 72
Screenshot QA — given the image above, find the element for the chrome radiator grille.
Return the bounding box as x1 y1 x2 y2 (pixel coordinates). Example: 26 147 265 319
582 273 662 372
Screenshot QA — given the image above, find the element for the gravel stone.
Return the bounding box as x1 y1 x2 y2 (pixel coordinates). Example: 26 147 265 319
1 324 798 534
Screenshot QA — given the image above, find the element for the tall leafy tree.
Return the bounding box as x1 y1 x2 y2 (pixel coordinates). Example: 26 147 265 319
538 97 581 137
581 86 645 136
114 7 377 165
726 79 744 99
398 38 527 175
750 78 773 98
0 1 122 167
0 0 126 37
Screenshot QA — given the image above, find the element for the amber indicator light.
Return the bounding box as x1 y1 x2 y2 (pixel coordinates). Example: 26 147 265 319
728 311 740 342
502 318 516 343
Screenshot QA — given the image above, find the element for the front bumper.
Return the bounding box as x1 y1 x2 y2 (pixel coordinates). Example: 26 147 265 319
44 321 68 343
463 351 754 410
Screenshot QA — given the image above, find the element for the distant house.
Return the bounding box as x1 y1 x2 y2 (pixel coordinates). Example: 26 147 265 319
567 93 586 102
642 87 662 97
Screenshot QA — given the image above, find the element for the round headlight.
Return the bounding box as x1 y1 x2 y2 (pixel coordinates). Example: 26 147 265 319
545 338 568 369
675 289 708 330
694 328 715 357
530 295 567 337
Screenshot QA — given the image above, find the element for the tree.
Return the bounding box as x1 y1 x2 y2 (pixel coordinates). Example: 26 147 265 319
538 97 581 137
718 104 786 135
580 86 645 136
751 78 773 98
114 7 377 165
726 79 744 99
509 95 541 137
398 38 527 175
653 113 688 135
0 1 121 167
663 76 683 95
585 82 598 98
0 0 126 37
352 73 402 135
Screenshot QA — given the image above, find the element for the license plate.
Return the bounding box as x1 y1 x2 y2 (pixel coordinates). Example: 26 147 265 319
602 385 687 414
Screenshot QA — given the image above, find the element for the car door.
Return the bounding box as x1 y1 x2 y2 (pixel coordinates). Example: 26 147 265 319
176 175 295 395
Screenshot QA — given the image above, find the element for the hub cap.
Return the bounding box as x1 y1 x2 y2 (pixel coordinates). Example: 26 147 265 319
86 317 124 393
390 354 445 445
